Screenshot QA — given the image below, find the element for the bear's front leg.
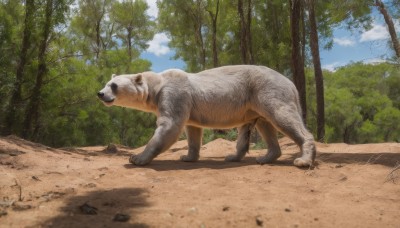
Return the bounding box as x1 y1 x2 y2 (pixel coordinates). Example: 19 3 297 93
130 117 183 166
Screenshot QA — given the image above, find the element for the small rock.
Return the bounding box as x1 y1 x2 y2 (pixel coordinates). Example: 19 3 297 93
113 213 130 222
104 144 118 154
98 167 108 171
79 203 97 215
103 202 115 207
189 207 197 213
285 208 291 212
84 183 97 188
94 174 105 180
339 175 348 182
32 176 41 181
0 210 7 217
64 187 75 194
13 202 32 211
222 206 230 211
256 216 263 226
335 164 343 168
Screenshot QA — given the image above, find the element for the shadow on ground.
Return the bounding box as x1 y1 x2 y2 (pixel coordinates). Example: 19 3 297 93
316 152 400 167
38 188 150 228
122 156 295 171
122 151 400 171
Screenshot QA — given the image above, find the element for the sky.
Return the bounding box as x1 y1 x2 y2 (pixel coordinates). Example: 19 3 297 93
141 1 398 73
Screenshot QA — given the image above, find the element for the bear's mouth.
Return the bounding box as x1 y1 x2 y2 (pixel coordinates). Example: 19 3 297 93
104 98 114 103
102 98 115 105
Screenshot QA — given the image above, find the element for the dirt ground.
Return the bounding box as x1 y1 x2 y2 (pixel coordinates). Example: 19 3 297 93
0 135 399 228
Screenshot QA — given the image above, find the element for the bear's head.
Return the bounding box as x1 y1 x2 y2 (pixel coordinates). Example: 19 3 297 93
97 73 147 108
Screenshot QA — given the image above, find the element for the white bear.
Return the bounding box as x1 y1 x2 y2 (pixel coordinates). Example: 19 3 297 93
98 65 316 167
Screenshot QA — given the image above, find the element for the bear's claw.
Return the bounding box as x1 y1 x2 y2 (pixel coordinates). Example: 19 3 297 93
225 154 243 162
293 157 313 167
129 153 151 166
180 155 199 162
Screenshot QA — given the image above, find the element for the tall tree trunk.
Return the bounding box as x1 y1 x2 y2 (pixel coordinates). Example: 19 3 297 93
95 18 101 59
127 29 132 61
196 23 206 70
2 0 35 135
127 27 132 72
207 0 219 67
246 0 254 64
375 0 400 59
194 0 206 70
23 0 53 139
300 2 306 70
238 0 248 64
290 0 307 123
307 0 325 142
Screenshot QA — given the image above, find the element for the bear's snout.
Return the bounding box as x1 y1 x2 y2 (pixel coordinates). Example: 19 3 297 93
97 92 104 98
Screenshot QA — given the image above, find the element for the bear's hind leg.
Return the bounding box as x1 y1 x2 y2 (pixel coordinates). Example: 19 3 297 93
257 104 316 167
254 119 282 164
181 126 202 162
225 123 253 162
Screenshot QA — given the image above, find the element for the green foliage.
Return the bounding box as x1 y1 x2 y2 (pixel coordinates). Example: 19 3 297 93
0 0 156 148
306 62 400 143
0 1 399 148
203 129 238 144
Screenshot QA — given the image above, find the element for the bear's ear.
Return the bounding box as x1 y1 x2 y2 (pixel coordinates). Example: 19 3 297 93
111 74 117 79
132 74 143 85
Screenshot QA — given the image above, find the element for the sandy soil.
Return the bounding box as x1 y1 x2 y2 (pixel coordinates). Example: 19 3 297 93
1 135 400 228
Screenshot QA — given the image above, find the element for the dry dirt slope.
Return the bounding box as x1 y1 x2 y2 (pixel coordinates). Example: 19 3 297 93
0 135 400 228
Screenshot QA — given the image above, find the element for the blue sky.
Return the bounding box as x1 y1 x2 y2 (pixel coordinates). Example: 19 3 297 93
141 1 398 73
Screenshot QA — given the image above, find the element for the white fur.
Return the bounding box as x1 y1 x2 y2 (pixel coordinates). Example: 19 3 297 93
98 65 316 167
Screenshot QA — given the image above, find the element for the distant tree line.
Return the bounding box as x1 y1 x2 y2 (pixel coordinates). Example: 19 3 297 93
0 0 399 147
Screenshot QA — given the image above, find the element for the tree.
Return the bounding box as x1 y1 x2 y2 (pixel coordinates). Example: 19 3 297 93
206 0 220 67
237 0 253 64
322 62 400 143
3 0 35 135
158 0 208 72
110 0 154 68
289 0 307 122
306 0 325 142
23 0 71 139
71 0 113 61
374 0 400 59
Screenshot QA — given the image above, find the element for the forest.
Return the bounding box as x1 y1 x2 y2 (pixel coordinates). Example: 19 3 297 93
0 0 399 148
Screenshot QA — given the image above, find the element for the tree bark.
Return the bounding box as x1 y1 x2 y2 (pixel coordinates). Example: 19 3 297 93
375 0 400 59
23 0 53 139
207 0 219 67
290 0 307 123
2 0 35 135
307 0 325 142
246 0 254 64
238 0 253 64
238 0 248 64
192 0 206 70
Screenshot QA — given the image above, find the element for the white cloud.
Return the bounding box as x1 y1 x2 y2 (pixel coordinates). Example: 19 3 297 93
333 37 356 47
360 23 389 42
145 0 158 18
322 62 343 72
362 58 387 65
147 33 170 56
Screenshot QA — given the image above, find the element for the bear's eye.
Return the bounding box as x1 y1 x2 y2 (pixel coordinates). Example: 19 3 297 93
110 83 118 93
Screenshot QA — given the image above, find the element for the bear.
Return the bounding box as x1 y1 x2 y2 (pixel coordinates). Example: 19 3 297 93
97 65 316 167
